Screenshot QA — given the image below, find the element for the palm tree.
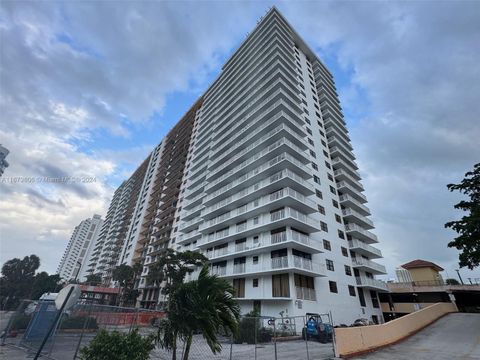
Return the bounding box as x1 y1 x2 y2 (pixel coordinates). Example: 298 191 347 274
157 265 240 360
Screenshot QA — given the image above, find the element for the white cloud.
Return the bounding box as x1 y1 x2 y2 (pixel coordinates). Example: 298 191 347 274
1 1 479 281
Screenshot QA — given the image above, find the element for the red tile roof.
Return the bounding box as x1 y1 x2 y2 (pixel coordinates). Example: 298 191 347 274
401 259 444 271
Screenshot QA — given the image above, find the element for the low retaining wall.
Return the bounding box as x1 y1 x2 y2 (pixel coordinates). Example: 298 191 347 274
334 302 457 358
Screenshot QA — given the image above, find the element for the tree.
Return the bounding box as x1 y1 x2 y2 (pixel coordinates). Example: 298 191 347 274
112 263 143 306
84 273 102 286
445 278 460 285
146 249 208 297
157 265 239 360
31 272 62 299
0 255 40 309
445 163 480 270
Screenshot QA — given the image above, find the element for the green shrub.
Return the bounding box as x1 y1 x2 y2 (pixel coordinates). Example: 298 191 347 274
80 329 155 360
60 315 98 330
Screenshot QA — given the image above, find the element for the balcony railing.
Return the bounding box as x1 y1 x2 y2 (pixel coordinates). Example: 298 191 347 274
355 276 388 292
342 208 374 229
348 239 382 258
203 170 313 215
233 263 246 274
352 257 386 274
295 286 316 301
345 223 378 243
204 229 321 259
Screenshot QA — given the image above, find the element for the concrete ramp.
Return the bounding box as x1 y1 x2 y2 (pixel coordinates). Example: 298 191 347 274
354 313 480 359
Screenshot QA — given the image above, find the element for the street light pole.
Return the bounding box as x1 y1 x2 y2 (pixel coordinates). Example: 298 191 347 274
455 269 464 285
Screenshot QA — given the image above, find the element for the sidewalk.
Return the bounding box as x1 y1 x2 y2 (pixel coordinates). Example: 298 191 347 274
0 344 33 359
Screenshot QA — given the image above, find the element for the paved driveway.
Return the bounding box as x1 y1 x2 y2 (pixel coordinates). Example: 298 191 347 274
355 313 480 360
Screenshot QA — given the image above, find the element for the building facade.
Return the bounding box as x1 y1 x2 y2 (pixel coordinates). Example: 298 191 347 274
86 157 150 283
132 102 201 308
173 8 387 325
78 8 388 325
57 214 103 281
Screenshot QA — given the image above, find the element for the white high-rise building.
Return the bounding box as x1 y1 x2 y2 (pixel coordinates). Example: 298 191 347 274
0 144 9 177
174 8 387 324
86 156 150 284
57 214 103 281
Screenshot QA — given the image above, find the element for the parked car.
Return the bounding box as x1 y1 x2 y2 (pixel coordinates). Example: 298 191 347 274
301 313 333 343
351 318 371 327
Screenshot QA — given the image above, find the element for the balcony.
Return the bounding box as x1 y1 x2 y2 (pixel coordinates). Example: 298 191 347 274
204 229 322 260
348 239 382 259
334 169 364 192
339 194 370 215
212 254 326 279
202 169 314 216
200 187 317 233
210 112 306 170
205 139 310 192
295 286 316 301
336 181 367 203
177 230 202 245
201 207 321 247
331 157 360 180
352 257 386 274
342 208 374 229
356 276 389 292
345 223 378 244
203 155 312 205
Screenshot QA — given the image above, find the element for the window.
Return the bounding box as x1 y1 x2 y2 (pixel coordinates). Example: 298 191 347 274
323 239 331 251
348 285 356 296
338 230 345 239
330 186 337 194
358 288 366 307
326 259 334 271
335 214 342 223
253 278 259 287
310 150 316 158
327 173 334 181
312 163 318 171
233 278 245 298
332 200 339 208
316 190 323 199
305 118 311 125
253 256 259 264
329 281 338 293
314 175 321 184
306 128 312 135
321 140 327 147
319 130 325 137
323 150 329 158
345 265 352 276
320 221 328 232
341 247 349 257
318 205 325 215
325 161 331 169
308 139 314 146
371 291 379 308
272 274 290 297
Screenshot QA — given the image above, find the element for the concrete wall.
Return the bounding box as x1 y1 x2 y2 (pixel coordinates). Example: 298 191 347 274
409 267 441 282
334 302 457 358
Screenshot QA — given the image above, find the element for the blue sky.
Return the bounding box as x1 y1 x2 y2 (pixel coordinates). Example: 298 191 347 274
1 1 479 282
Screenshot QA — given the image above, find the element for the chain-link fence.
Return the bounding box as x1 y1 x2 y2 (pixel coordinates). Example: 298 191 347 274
153 314 336 360
1 301 335 360
0 299 163 359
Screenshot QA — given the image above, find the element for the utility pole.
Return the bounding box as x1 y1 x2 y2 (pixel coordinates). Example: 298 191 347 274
455 269 464 285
